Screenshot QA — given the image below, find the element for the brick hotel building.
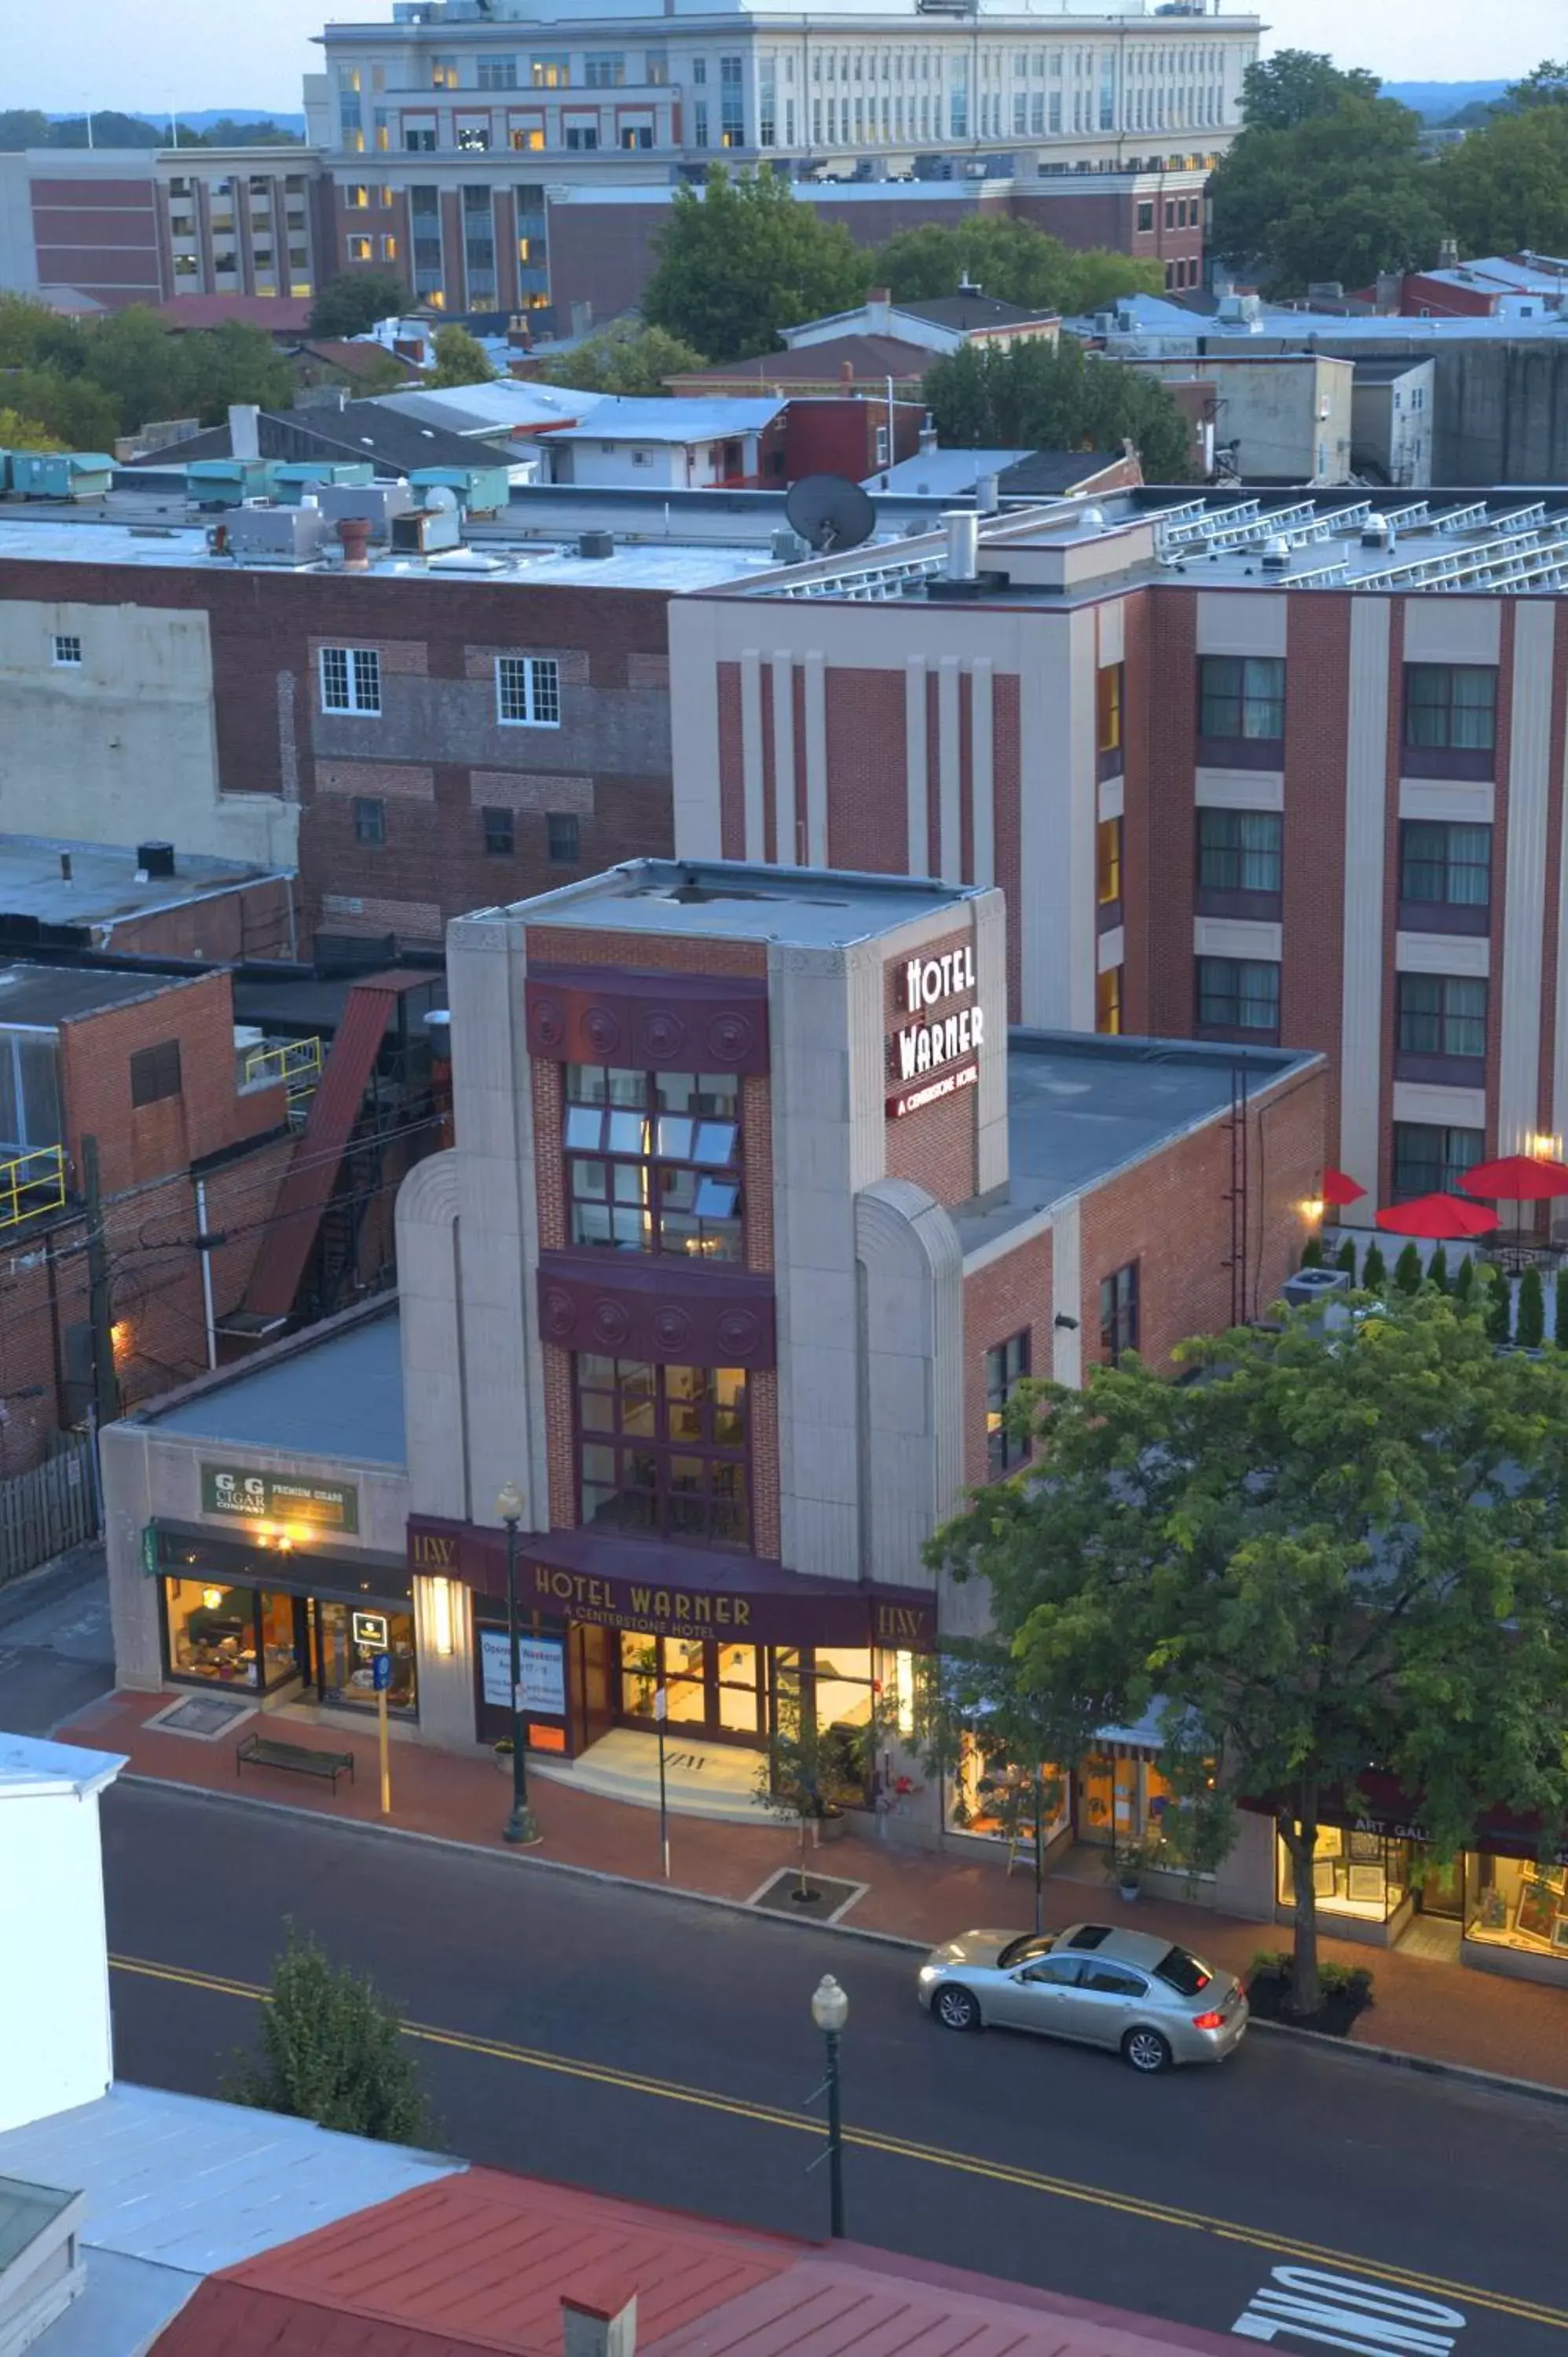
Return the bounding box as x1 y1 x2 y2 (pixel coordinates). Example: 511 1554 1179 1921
103 859 1321 1871
669 489 1568 1218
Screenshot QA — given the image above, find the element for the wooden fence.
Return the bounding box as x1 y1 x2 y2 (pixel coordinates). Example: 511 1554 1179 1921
0 1434 99 1589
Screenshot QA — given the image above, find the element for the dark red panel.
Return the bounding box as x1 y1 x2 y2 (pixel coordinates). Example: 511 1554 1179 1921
525 964 769 1074
536 1248 775 1368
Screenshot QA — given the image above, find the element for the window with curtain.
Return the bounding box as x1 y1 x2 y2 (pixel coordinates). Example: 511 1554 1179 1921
0 1029 61 1149
1196 957 1280 1036
984 1331 1031 1473
1096 816 1123 907
1391 1124 1484 1200
1197 807 1282 894
1398 821 1491 907
1396 975 1487 1062
1198 655 1285 743
1404 665 1497 752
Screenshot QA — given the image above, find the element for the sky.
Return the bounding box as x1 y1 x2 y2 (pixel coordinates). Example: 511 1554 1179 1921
17 0 1567 116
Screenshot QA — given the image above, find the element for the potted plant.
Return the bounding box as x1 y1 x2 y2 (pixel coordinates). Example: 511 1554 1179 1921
1108 1839 1148 1902
493 1736 514 1775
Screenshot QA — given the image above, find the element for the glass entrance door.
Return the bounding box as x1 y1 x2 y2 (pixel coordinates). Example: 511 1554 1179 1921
615 1633 764 1746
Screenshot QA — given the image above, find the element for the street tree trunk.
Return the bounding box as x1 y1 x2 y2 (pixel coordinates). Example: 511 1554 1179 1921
1280 1791 1322 2018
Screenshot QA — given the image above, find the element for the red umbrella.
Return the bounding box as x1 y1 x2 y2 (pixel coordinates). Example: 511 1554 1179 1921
1375 1194 1499 1241
1460 1154 1568 1203
1321 1167 1367 1208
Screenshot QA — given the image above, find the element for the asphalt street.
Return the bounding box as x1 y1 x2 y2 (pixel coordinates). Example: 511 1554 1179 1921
101 1782 1568 2356
0 1550 114 1737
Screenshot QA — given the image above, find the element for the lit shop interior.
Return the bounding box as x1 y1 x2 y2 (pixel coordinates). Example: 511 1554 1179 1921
947 1728 1213 1874
153 1527 419 1717
1278 1823 1568 1982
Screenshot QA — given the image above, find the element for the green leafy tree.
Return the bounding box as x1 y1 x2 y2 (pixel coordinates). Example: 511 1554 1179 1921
1240 50 1381 130
1393 1242 1423 1296
1427 1245 1449 1294
1436 102 1568 260
929 1291 1568 2017
0 405 64 452
0 295 82 372
1209 96 1441 291
1486 1264 1512 1345
753 1689 871 1898
427 324 496 389
1361 1241 1387 1292
916 1644 1072 1933
78 305 183 434
875 217 1162 316
1334 1237 1357 1275
540 318 707 395
1506 60 1568 108
1556 1267 1568 1346
175 317 293 423
49 112 163 149
225 1924 429 2143
4 368 118 450
309 269 411 340
0 110 52 151
923 339 1192 480
643 165 871 363
1518 1266 1546 1349
194 118 305 147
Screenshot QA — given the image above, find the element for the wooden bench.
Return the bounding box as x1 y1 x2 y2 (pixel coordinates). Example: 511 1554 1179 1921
236 1732 356 1790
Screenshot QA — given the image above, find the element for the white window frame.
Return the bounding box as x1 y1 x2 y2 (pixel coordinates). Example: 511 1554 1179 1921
51 634 82 668
319 645 382 715
496 653 561 728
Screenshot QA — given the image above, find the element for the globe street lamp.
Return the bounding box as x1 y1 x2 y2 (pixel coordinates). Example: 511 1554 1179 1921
810 1974 849 2238
497 1480 541 1847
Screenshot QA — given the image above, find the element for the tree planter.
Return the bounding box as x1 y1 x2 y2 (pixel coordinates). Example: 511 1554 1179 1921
815 1809 849 1844
1246 1951 1375 2039
1118 1880 1141 1903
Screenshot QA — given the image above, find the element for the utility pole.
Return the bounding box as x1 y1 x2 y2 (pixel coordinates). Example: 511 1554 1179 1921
82 1135 122 1429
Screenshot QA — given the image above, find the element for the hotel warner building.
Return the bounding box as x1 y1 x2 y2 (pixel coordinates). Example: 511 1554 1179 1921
669 488 1568 1216
102 858 1322 1869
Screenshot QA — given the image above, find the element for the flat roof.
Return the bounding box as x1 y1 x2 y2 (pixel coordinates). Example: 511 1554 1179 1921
145 1307 405 1467
0 966 192 1028
502 859 985 949
0 836 282 932
954 1032 1319 1254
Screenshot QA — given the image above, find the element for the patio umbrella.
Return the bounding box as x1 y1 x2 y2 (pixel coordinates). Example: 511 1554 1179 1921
1460 1154 1568 1203
1375 1194 1499 1241
1321 1167 1367 1208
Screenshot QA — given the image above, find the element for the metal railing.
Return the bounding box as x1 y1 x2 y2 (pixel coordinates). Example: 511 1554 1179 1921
0 1145 65 1232
244 1036 324 1105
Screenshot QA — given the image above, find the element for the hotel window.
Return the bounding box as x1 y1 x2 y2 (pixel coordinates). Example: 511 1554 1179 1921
1392 1122 1484 1202
1196 955 1280 1040
348 183 370 207
565 1065 742 1260
1398 819 1491 925
548 811 581 865
532 54 570 86
463 184 496 298
1403 663 1497 764
1099 1262 1139 1365
404 115 438 152
1196 807 1282 902
431 54 459 89
620 115 654 149
584 52 625 86
693 100 709 145
563 111 600 149
511 116 547 149
760 55 776 144
348 234 373 262
496 653 561 726
482 806 515 856
1396 973 1487 1069
1198 654 1284 745
984 1329 1031 1474
130 1038 181 1109
319 645 380 715
410 185 443 291
353 797 386 846
381 233 398 262
720 53 744 144
577 1358 749 1544
51 634 82 667
1096 964 1123 1036
1096 816 1123 911
478 56 518 89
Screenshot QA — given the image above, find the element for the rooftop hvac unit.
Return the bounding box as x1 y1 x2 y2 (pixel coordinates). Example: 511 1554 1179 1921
317 480 416 538
577 530 615 559
771 527 809 562
224 504 331 564
1280 1267 1350 1311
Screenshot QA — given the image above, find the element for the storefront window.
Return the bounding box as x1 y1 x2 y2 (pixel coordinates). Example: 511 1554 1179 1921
1464 1854 1568 1962
313 1600 417 1714
949 1732 1070 1847
165 1579 266 1687
1277 1825 1412 1925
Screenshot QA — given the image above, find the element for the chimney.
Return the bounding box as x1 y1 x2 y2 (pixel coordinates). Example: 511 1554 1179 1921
562 2292 637 2357
840 359 855 390
944 509 979 582
59 852 72 885
867 284 892 332
338 515 373 570
228 402 262 462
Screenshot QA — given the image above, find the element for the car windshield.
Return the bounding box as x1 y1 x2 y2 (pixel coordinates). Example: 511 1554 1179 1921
1153 1945 1213 1996
997 1934 1057 1969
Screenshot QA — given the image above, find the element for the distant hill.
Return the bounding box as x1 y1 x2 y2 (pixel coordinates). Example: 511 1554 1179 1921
129 110 308 135
1380 80 1511 123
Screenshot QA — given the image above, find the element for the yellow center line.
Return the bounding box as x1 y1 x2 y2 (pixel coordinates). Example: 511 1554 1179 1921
108 1952 1568 2335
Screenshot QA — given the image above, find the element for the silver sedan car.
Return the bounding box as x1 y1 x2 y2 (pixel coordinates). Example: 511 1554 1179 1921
917 1920 1248 2073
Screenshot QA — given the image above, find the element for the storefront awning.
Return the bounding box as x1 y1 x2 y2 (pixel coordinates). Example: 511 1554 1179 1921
407 1516 937 1651
1244 1772 1568 1868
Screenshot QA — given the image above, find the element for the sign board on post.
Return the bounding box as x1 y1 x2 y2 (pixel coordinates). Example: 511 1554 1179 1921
478 1628 566 1718
200 1464 360 1534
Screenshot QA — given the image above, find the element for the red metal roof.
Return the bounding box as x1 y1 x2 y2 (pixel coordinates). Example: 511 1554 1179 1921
170 2168 1245 2357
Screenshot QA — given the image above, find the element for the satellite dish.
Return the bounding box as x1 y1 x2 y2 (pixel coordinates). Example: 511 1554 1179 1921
423 483 461 515
786 473 876 555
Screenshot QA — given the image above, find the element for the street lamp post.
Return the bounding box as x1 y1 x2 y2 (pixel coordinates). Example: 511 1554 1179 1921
497 1481 541 1847
810 1974 848 2239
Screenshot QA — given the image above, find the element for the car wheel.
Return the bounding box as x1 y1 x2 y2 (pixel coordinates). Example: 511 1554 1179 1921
934 1985 981 2033
1121 2026 1173 2075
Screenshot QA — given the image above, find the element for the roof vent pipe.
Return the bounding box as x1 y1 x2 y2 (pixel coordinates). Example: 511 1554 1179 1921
944 509 980 582
338 515 373 571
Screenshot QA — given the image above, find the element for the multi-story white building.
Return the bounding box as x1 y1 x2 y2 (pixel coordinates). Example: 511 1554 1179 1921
306 0 1259 312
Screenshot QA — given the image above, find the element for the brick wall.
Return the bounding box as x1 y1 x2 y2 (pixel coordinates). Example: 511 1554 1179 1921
109 875 299 965
1079 1062 1325 1376
962 1233 1053 1490
824 669 908 874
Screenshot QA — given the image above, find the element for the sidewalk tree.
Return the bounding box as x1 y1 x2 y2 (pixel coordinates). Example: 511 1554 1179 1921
928 1290 1568 2018
923 339 1193 480
642 165 870 363
753 1689 872 1899
226 1923 430 2143
309 269 410 340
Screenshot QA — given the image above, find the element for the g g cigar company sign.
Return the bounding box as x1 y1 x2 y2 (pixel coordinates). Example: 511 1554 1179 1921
888 944 983 1120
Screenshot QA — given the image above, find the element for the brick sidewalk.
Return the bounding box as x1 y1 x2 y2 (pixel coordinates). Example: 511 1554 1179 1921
64 1687 1568 2094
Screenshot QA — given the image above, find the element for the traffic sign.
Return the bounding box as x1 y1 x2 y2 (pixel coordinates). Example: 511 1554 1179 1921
372 1652 392 1692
